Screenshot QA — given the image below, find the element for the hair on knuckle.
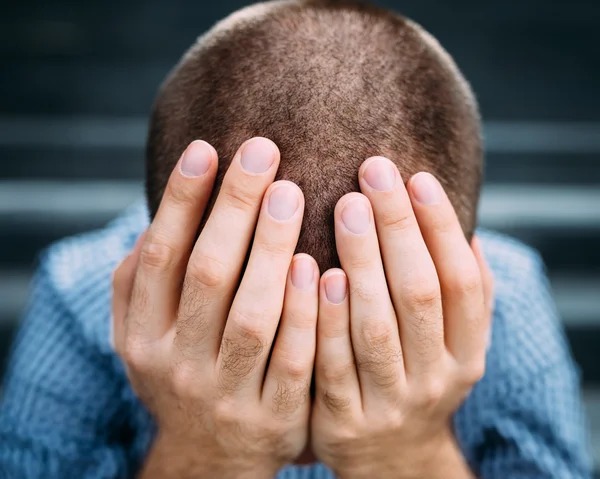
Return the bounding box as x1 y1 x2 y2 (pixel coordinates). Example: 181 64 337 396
320 389 352 414
354 345 402 389
219 333 266 387
271 377 310 419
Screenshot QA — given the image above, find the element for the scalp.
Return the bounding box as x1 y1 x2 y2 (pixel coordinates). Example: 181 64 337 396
146 0 483 272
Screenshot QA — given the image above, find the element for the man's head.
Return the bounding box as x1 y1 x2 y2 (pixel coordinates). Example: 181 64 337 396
146 0 482 272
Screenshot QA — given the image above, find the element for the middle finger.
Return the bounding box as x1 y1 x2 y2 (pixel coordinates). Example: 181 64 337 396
334 192 405 404
217 181 305 397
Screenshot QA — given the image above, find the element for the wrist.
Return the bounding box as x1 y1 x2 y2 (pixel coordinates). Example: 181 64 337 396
140 432 279 479
405 429 474 479
337 429 473 479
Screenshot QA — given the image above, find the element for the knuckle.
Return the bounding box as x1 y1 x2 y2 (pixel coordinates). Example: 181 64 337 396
411 287 440 311
166 179 199 208
139 237 177 273
319 389 352 415
223 182 259 212
170 362 198 397
212 398 240 427
319 426 361 462
354 348 402 389
349 281 377 304
378 210 415 233
271 377 310 419
284 358 311 382
230 310 268 345
219 314 268 385
356 358 399 389
359 318 395 351
318 359 356 386
260 421 289 446
175 284 214 358
448 266 482 298
257 238 291 258
429 212 453 234
460 357 486 385
178 283 210 333
403 277 440 313
284 309 317 332
122 338 153 373
346 254 375 273
414 377 446 410
186 254 228 290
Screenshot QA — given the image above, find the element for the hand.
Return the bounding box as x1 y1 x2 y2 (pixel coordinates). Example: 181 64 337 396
112 138 319 478
311 157 494 479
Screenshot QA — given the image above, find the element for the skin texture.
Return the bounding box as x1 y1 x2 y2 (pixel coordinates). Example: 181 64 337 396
112 139 493 478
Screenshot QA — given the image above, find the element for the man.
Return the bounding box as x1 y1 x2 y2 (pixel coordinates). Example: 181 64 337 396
0 1 592 477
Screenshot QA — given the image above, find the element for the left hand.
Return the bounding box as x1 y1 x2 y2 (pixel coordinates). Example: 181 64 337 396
311 157 494 479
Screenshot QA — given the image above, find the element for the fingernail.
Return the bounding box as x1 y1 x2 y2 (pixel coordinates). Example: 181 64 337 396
268 183 299 221
410 172 441 205
291 256 315 290
325 273 347 304
341 198 371 235
180 141 213 177
363 157 396 191
241 138 276 174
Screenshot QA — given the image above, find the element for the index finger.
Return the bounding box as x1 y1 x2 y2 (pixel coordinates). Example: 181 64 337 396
127 140 218 343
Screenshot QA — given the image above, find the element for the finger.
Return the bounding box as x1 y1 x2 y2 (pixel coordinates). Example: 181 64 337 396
112 231 146 354
175 137 280 358
334 193 404 404
358 157 444 376
314 269 361 419
262 254 319 421
408 172 486 364
472 236 494 348
217 181 304 396
127 141 218 342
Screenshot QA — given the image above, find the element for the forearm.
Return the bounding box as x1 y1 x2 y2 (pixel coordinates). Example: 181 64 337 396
139 433 277 479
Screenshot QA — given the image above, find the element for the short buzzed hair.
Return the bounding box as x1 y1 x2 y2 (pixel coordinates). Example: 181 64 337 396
146 0 483 273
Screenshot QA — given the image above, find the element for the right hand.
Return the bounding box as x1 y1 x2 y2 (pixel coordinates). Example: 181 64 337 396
112 138 319 478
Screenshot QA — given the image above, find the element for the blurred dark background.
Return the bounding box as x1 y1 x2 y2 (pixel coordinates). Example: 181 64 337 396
1 0 599 472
